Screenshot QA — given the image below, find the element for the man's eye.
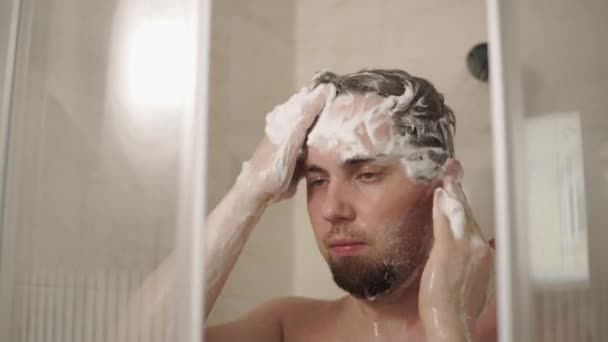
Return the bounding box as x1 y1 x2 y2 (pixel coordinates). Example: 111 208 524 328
358 172 382 182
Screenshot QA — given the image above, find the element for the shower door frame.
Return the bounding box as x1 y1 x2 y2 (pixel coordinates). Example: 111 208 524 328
0 0 23 340
486 0 534 341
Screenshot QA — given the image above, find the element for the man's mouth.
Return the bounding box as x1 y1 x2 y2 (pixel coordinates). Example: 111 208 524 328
328 240 367 257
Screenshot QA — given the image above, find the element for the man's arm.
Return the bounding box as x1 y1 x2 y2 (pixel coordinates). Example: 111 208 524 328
108 182 268 342
109 83 333 342
204 178 268 314
205 82 332 315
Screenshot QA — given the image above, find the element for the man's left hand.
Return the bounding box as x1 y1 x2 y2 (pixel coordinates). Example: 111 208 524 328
418 159 495 341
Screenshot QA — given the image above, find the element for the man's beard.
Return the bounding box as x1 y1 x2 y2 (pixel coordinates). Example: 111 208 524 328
326 222 431 300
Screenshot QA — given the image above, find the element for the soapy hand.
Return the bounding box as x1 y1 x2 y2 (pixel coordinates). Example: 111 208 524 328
237 82 335 205
419 159 494 342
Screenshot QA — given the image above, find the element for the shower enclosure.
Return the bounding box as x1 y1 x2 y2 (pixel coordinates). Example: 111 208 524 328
0 0 606 341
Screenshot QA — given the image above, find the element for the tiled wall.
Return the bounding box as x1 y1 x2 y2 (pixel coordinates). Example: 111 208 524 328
292 0 492 299
205 0 296 324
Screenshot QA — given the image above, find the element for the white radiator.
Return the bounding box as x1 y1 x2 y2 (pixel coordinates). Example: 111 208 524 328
7 270 165 342
534 288 608 341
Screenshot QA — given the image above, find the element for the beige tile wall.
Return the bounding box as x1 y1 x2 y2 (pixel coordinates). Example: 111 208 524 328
206 0 296 324
293 0 492 299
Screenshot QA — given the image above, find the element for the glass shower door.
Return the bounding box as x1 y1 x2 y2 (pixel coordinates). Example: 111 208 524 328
0 0 210 341
488 0 608 340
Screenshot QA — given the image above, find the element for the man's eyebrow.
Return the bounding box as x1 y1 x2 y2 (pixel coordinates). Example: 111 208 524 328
304 155 397 173
343 156 375 165
304 164 326 173
343 153 397 165
343 154 400 167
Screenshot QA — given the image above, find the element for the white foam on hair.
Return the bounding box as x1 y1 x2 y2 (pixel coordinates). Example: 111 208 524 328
307 93 398 161
398 146 446 181
264 88 303 145
307 82 447 181
264 84 335 146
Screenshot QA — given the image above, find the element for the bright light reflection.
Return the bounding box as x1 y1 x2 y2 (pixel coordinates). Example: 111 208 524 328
122 18 190 110
103 3 197 177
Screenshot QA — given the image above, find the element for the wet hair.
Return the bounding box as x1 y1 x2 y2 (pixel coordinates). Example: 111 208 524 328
312 69 456 157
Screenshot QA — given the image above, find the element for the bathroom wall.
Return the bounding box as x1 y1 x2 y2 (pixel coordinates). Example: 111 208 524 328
292 0 492 299
205 0 296 324
2 0 495 330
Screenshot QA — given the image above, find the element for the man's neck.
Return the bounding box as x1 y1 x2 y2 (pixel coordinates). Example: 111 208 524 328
345 275 423 327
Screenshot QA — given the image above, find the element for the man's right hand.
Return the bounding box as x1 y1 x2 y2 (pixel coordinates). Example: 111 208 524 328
237 82 335 205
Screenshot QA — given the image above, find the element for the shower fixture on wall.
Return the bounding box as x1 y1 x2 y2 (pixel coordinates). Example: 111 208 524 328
466 42 488 82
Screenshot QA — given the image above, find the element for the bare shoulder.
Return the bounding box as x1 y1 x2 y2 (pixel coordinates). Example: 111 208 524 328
205 296 342 342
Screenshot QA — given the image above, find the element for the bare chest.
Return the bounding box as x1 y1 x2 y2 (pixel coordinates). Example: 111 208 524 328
283 312 426 342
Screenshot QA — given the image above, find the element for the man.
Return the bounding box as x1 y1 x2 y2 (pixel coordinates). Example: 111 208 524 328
203 69 496 341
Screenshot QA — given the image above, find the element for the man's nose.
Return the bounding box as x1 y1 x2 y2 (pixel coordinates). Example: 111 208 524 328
321 181 355 223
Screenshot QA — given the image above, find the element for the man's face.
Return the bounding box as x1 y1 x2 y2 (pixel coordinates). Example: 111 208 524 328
304 93 435 299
